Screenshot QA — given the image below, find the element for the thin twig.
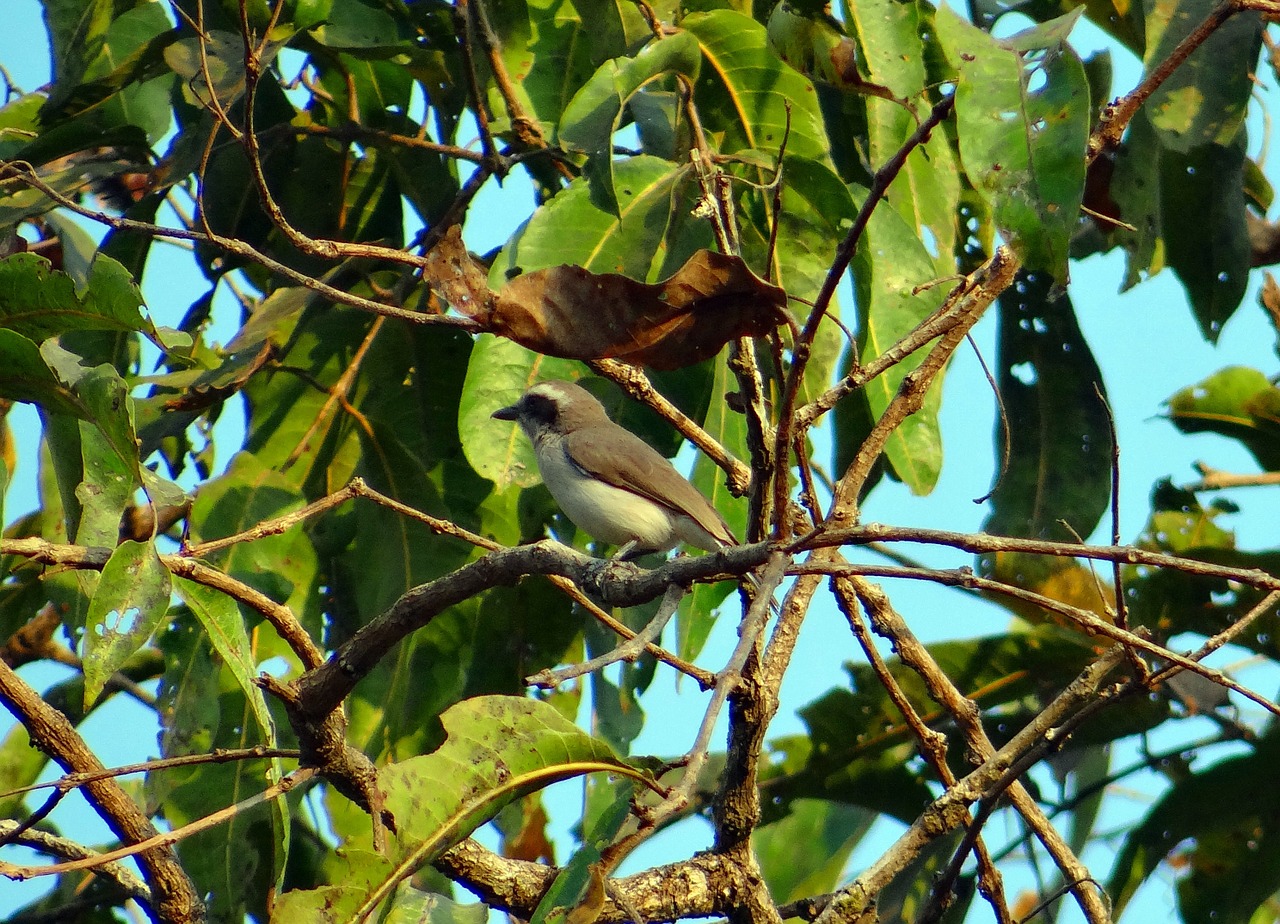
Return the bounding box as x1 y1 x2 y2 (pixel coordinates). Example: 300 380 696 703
589 360 751 495
527 584 685 687
0 768 317 880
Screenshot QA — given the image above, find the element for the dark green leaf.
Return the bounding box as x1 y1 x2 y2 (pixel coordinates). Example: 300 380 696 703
529 778 631 924
1109 735 1280 922
1161 138 1250 341
984 272 1112 542
1142 0 1260 152
172 576 279 747
756 799 875 902
311 0 406 49
0 253 155 342
0 330 84 417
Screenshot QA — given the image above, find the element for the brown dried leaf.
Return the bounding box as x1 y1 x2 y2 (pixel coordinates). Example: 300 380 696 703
829 38 908 107
493 250 786 370
422 224 495 322
502 797 556 865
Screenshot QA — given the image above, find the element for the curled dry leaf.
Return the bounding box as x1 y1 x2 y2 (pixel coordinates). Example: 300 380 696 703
422 226 787 370
421 224 496 321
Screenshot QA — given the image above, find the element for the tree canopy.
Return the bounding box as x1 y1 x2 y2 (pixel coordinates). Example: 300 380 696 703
1 0 1279 922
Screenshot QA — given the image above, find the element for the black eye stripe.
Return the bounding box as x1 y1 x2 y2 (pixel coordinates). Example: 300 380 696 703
522 393 559 425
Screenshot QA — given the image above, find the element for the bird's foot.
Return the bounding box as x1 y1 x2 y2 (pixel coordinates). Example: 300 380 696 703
583 555 640 599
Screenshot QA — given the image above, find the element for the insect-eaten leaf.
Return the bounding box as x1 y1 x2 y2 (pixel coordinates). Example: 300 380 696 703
425 226 785 369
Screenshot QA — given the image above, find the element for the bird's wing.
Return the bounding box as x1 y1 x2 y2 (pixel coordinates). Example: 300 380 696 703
564 428 736 546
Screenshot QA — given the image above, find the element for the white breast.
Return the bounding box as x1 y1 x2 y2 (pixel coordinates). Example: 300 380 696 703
534 436 681 551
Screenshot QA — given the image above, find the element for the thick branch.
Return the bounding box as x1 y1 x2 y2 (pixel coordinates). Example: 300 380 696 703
289 539 773 721
0 660 203 924
438 838 756 924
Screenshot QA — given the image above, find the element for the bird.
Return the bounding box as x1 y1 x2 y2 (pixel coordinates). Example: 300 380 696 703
491 380 737 559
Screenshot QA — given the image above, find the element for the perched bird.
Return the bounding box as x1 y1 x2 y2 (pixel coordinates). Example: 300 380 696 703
492 380 736 559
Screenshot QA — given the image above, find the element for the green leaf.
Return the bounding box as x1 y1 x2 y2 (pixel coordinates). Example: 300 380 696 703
153 600 291 921
311 0 406 49
82 539 172 706
559 31 702 215
1110 112 1164 291
1142 0 1260 152
41 342 142 484
224 287 315 352
171 577 279 747
271 852 492 924
385 696 635 841
334 148 402 244
1109 735 1280 922
42 0 118 91
854 188 948 495
56 2 174 142
741 155 855 304
189 452 319 643
588 666 646 755
936 7 1091 280
339 696 645 918
765 2 843 85
0 253 155 342
529 781 631 924
384 891 492 924
72 420 135 554
683 10 830 163
984 272 1112 542
270 867 391 924
841 0 961 275
1161 137 1250 341
0 94 43 161
0 330 84 417
842 0 924 160
1165 366 1280 471
480 0 598 134
967 0 1143 56
490 154 705 281
756 799 875 902
164 31 250 110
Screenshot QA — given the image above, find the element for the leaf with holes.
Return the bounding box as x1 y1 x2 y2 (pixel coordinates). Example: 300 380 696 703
82 539 172 706
936 7 1090 280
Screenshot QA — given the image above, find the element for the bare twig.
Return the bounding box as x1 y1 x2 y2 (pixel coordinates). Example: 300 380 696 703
1183 462 1280 491
0 768 316 880
0 820 152 905
527 584 685 687
810 640 1127 924
589 360 752 495
836 587 1011 923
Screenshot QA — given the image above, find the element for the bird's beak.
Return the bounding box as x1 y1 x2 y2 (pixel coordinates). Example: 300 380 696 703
491 403 520 421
